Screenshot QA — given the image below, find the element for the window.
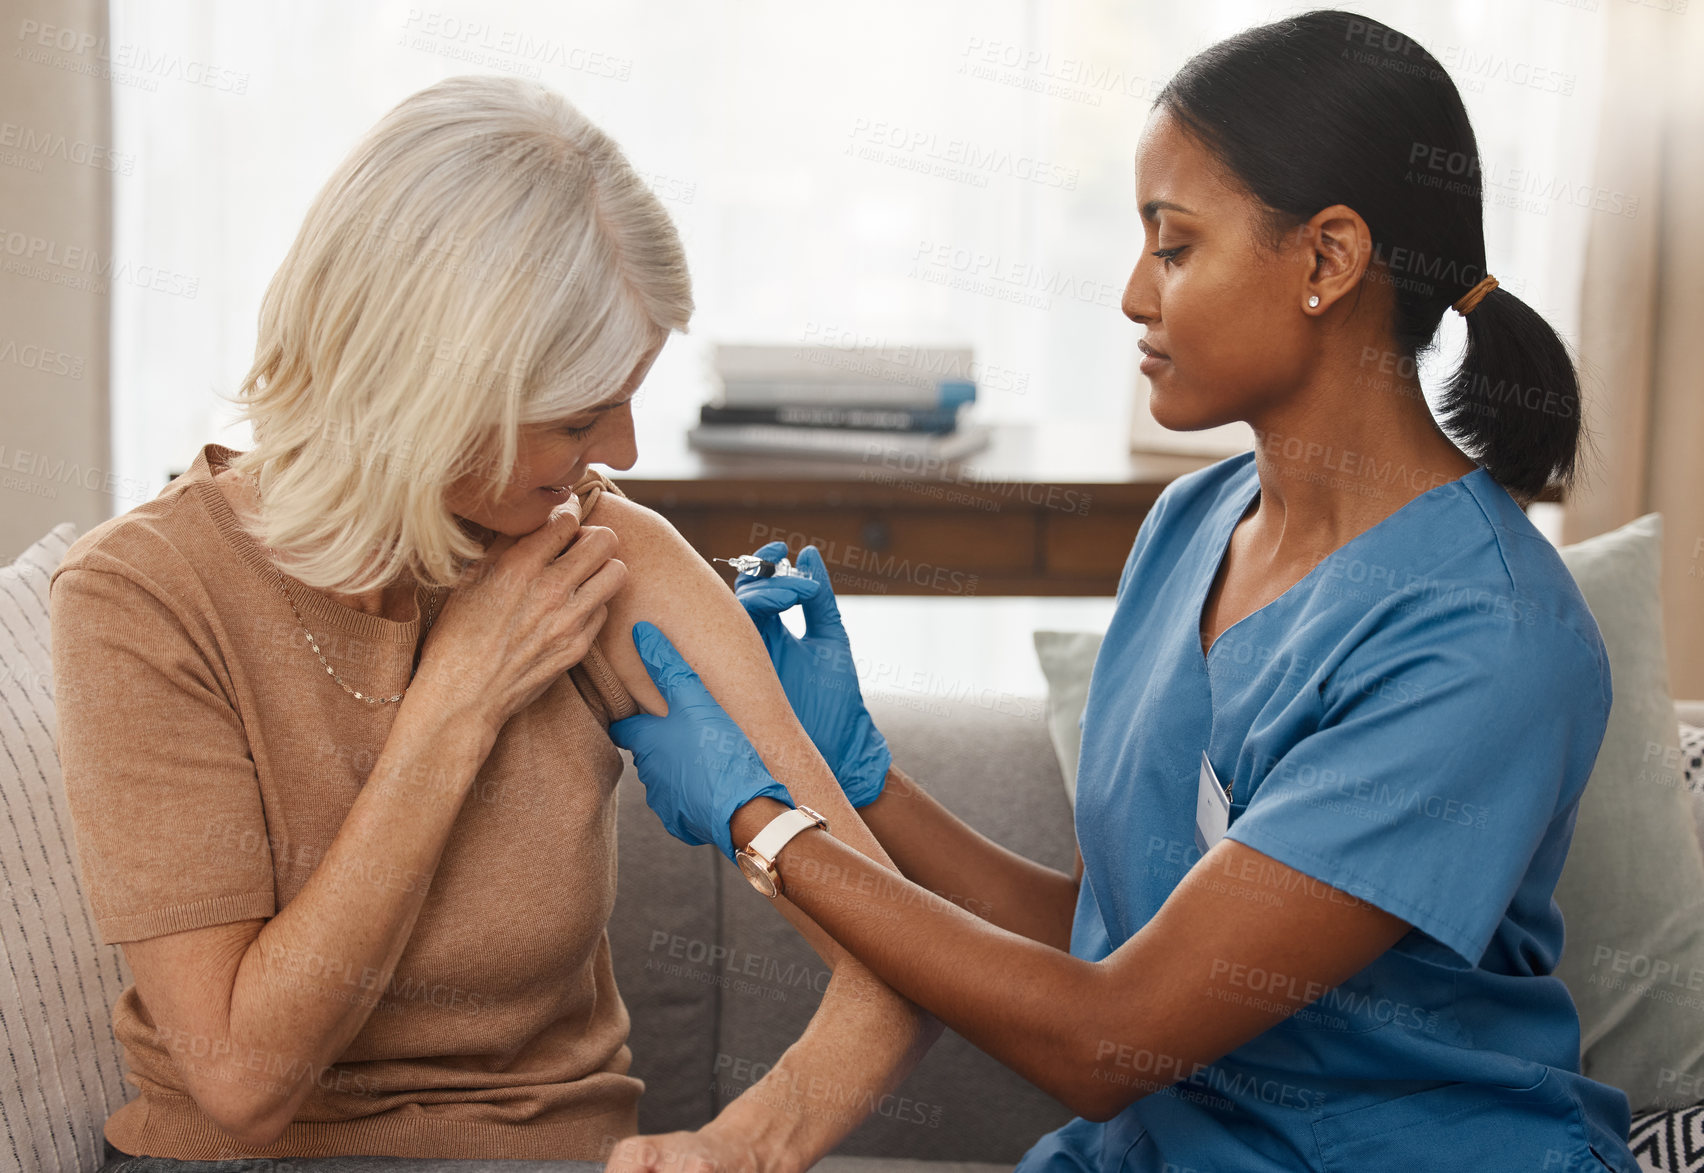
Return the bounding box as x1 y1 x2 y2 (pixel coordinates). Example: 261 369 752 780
111 0 1609 500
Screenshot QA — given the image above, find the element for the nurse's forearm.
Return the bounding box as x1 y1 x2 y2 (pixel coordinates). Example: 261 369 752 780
729 796 1413 1124
730 796 1106 1116
857 763 1079 949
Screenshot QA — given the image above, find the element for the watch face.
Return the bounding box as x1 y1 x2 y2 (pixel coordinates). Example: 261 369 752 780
737 851 778 898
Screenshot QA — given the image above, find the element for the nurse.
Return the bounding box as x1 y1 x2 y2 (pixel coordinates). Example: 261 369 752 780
612 10 1638 1172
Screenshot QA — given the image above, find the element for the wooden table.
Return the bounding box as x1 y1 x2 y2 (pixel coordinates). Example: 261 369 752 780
615 420 1219 597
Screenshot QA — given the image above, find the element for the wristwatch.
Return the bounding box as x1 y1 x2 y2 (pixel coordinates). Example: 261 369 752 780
735 804 828 898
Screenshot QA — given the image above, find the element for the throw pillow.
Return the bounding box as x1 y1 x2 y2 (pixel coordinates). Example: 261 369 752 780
1682 721 1704 850
1553 514 1704 1112
0 521 138 1173
1032 630 1103 808
1628 1099 1704 1172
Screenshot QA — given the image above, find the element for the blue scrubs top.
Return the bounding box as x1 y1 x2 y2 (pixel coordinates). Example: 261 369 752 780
1016 452 1638 1172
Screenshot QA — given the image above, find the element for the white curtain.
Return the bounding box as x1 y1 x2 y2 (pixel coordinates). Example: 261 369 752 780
1563 0 1704 698
109 0 1610 492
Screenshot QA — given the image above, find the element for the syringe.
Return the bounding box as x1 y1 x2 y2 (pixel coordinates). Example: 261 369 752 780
714 554 810 579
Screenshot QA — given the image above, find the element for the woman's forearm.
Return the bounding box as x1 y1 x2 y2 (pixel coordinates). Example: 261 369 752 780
701 751 1065 1170
211 692 495 1141
706 952 943 1173
589 495 946 1166
854 764 1080 950
701 752 944 1171
730 761 1076 1152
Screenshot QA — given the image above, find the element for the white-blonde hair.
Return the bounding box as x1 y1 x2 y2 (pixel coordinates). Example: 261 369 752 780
221 74 692 594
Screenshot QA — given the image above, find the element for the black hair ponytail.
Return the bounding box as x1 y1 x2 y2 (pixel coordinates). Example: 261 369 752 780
1440 286 1581 500
1156 10 1581 501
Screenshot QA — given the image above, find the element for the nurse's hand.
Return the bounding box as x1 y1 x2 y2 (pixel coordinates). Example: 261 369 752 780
733 542 892 808
608 621 796 862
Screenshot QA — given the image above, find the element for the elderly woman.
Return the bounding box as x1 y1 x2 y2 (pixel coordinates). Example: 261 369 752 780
51 75 935 1173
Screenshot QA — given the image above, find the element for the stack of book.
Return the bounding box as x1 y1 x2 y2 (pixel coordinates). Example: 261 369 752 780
688 344 992 462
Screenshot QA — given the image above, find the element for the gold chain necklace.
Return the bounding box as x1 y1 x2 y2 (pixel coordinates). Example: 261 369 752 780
246 471 443 705
273 577 441 704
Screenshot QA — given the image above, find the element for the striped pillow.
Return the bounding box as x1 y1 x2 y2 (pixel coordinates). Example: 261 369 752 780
0 522 136 1173
1630 1100 1704 1171
1684 721 1704 851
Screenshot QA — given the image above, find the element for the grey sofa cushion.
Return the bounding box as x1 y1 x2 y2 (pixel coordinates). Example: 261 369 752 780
1554 514 1704 1111
608 766 723 1135
709 691 1076 1164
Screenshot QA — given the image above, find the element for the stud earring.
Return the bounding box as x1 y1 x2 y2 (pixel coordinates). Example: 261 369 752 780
1307 295 1321 309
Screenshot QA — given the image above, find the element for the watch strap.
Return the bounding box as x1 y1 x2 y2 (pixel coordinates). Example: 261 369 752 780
746 804 827 864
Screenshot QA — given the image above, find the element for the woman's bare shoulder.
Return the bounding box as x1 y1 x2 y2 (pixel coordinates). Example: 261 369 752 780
580 489 757 718
583 487 680 549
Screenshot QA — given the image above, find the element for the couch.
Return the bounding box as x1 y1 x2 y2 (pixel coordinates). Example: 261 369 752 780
4 519 1702 1172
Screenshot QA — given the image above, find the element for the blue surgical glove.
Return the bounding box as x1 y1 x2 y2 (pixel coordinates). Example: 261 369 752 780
608 621 795 862
734 542 892 808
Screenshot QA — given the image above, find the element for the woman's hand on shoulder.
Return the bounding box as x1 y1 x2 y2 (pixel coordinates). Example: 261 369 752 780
411 497 626 742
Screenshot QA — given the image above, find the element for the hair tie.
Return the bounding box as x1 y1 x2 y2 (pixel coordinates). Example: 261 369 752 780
1453 274 1499 316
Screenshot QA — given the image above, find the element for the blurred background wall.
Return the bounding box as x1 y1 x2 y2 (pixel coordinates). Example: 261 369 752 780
1 0 113 547
2 0 1698 691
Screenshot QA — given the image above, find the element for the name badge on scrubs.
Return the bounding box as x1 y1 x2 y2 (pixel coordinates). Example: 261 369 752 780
1195 751 1231 854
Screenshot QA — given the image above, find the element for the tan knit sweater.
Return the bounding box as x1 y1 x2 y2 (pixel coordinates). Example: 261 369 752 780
49 442 645 1161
